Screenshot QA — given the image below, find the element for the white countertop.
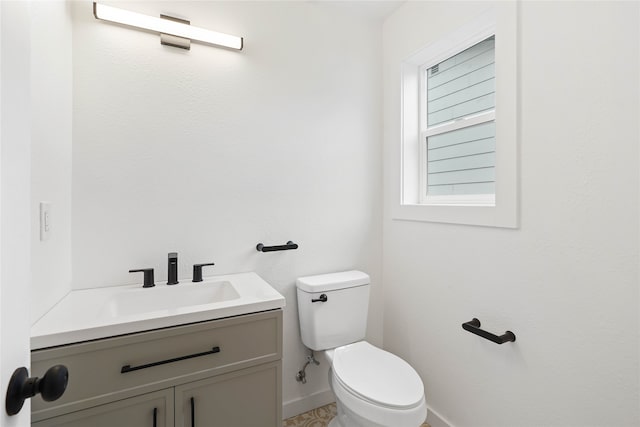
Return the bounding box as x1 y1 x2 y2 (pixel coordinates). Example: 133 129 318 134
31 272 285 350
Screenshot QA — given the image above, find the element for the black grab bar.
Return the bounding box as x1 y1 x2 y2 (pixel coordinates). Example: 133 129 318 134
462 318 516 344
256 241 298 252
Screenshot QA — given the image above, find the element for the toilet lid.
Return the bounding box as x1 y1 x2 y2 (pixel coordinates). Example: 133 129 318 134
332 341 424 409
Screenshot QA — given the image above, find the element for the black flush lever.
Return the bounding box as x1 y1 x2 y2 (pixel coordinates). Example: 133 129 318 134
311 294 328 303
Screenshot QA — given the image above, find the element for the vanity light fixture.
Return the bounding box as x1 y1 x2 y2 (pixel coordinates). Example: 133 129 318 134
93 2 243 51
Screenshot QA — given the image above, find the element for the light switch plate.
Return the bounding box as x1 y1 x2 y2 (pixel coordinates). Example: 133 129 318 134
40 202 51 241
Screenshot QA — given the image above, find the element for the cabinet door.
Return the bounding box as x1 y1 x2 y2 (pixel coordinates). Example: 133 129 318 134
175 361 281 427
32 389 174 427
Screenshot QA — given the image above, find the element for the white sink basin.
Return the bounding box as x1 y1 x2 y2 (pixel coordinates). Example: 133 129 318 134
31 272 285 349
100 280 240 318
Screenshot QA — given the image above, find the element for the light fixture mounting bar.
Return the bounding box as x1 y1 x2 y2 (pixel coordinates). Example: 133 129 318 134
93 2 243 51
160 15 191 50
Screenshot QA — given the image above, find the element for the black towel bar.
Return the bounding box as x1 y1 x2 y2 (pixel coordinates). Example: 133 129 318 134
256 241 298 252
462 318 516 344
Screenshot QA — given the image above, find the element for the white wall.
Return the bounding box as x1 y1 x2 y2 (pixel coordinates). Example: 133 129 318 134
30 0 73 324
383 2 639 426
71 0 383 416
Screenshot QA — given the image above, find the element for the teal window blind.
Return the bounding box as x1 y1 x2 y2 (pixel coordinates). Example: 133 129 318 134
425 36 495 197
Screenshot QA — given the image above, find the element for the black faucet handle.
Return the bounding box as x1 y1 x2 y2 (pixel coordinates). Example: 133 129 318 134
192 262 215 282
129 268 155 288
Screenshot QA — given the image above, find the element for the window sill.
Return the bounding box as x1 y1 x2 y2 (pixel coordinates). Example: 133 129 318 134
391 202 517 228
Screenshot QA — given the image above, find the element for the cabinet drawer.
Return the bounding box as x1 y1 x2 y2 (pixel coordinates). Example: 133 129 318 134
32 310 282 421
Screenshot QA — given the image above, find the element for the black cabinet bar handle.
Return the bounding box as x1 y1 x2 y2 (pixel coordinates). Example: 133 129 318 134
121 346 220 373
256 241 298 252
190 397 195 427
153 407 157 427
462 318 516 344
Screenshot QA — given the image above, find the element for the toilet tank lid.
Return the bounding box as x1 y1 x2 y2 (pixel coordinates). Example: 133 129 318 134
296 270 369 293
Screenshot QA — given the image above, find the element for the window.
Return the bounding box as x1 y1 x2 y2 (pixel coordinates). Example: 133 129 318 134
392 7 518 228
420 37 496 205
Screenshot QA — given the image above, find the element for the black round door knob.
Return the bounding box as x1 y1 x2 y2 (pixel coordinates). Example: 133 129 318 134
38 365 68 402
5 365 68 416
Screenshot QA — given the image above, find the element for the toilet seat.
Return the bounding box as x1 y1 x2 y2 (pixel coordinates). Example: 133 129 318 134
328 342 427 427
332 341 424 409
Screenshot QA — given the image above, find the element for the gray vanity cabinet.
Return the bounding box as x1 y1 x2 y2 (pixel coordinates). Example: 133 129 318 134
33 389 174 427
175 362 281 427
31 310 282 427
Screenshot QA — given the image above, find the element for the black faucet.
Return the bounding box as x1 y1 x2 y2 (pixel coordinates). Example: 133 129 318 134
129 268 155 288
167 252 179 285
192 262 215 282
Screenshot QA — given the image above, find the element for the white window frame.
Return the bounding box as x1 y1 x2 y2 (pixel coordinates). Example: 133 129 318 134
393 5 518 228
418 109 496 205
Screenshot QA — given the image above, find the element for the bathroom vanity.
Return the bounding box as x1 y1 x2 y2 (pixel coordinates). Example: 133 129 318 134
30 273 285 427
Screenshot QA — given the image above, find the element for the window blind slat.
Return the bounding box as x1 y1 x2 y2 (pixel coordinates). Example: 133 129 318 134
428 167 494 186
428 152 495 174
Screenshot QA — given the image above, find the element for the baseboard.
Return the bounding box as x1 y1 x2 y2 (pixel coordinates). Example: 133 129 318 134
427 405 454 427
282 389 335 420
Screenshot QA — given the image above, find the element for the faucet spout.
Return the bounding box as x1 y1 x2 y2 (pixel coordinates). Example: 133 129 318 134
167 252 179 285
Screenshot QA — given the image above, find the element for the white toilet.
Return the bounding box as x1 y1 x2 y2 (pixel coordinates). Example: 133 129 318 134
296 270 427 427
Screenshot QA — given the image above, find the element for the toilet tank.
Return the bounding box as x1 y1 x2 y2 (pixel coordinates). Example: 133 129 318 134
296 271 370 351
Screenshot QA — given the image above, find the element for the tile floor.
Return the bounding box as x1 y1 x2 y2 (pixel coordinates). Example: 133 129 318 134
283 403 337 427
283 403 431 427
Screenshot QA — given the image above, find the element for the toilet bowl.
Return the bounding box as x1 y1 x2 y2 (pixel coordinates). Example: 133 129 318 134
326 341 427 427
296 271 427 427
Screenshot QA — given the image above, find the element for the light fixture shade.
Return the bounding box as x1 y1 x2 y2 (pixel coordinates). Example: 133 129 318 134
93 3 243 50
